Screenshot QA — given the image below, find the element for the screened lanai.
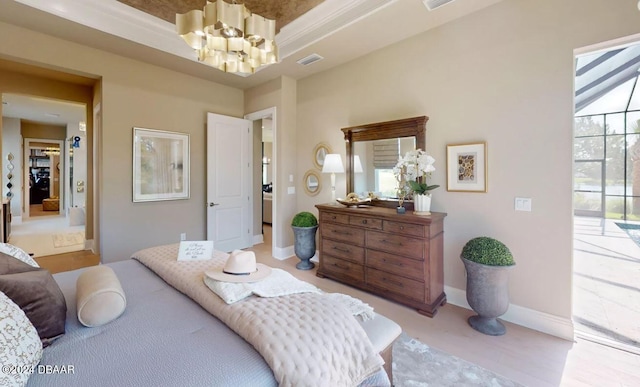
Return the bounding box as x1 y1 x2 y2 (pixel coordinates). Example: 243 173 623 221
574 44 640 220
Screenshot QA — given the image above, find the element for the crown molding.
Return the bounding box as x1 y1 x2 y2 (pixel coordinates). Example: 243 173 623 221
14 0 396 67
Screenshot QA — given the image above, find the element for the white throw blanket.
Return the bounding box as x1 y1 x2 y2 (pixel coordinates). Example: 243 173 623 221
132 244 384 387
203 268 322 304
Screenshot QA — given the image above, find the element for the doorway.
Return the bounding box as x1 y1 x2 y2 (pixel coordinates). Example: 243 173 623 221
245 107 277 257
573 38 640 353
2 93 88 258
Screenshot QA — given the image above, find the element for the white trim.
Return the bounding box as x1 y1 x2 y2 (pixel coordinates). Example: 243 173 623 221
14 0 396 64
245 107 278 259
444 285 575 341
277 0 396 59
574 32 640 57
273 245 294 261
253 233 264 245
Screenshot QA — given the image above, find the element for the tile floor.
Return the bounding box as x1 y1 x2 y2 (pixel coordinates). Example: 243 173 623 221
573 216 640 352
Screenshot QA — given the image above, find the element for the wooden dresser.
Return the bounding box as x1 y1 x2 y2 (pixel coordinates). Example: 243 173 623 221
315 204 446 317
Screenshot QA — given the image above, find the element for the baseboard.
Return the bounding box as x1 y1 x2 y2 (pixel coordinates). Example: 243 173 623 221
444 285 575 341
272 245 294 260
253 234 264 245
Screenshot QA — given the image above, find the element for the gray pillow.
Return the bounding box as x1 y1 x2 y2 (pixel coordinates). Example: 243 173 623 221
0 255 67 347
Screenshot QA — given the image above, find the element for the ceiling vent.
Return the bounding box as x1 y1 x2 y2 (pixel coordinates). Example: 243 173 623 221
422 0 456 11
297 53 324 66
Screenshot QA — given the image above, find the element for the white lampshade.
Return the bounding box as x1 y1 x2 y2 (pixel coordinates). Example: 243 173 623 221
322 154 344 174
353 155 363 173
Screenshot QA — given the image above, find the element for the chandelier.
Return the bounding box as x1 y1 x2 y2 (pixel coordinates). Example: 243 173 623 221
176 1 278 75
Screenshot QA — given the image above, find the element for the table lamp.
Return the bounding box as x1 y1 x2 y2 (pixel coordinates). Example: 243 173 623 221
322 154 344 202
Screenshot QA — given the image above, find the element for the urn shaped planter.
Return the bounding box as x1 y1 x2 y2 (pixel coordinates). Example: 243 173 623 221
292 225 318 270
291 212 319 270
462 258 514 335
460 237 515 336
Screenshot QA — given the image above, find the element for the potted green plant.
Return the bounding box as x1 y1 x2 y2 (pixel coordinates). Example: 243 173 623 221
460 236 516 336
291 211 318 270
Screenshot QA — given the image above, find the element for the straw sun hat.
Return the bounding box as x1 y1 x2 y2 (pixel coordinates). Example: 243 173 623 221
205 250 272 283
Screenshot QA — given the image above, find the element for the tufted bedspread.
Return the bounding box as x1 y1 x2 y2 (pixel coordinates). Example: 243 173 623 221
132 244 384 387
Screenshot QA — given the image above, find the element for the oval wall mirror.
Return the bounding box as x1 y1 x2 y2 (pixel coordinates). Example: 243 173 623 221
303 170 321 196
312 143 332 170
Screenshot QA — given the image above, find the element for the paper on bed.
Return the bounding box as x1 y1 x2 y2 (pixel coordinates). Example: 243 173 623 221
203 268 321 304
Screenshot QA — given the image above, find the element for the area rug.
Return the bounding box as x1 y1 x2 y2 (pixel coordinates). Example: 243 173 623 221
616 222 640 248
393 333 522 386
52 232 85 248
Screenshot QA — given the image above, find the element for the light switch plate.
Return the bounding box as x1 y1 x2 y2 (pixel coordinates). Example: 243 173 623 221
515 197 532 212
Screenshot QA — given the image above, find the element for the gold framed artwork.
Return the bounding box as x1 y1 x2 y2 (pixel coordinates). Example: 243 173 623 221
133 127 190 202
446 142 487 192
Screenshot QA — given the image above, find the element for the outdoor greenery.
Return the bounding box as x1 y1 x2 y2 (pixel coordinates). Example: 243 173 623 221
461 237 515 266
574 114 640 219
291 212 318 228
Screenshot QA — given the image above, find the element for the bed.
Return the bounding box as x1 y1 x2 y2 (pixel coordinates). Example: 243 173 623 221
16 247 399 387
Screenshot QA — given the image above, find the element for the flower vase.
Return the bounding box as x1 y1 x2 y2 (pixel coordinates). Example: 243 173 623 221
413 193 432 215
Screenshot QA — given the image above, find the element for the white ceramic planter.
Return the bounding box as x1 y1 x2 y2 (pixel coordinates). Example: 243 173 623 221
413 193 432 215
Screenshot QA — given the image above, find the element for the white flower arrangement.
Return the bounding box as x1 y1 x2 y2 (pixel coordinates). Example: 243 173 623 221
393 149 440 196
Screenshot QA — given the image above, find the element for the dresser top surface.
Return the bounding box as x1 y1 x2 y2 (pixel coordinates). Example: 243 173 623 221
316 203 446 223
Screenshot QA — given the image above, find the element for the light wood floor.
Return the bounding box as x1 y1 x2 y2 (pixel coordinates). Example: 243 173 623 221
250 225 640 387
34 249 100 274
43 227 639 386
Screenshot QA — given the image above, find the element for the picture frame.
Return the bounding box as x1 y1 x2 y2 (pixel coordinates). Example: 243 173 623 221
312 143 332 170
446 142 487 192
133 127 190 202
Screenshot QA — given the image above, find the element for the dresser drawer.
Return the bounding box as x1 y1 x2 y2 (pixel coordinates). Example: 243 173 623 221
366 230 424 260
349 216 382 230
321 239 364 264
322 255 364 282
321 223 365 245
321 212 349 225
366 267 425 302
367 250 424 281
383 220 424 238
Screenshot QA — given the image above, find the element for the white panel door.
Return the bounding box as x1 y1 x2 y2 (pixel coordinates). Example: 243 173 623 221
206 113 252 252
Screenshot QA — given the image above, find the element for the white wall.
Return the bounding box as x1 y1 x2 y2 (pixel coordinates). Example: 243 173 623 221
295 0 640 337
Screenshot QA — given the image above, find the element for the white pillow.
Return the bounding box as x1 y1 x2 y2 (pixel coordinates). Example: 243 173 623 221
0 243 39 268
76 266 126 327
0 291 43 387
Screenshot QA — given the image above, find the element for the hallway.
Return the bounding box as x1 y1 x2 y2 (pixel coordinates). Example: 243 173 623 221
9 215 85 258
573 216 640 353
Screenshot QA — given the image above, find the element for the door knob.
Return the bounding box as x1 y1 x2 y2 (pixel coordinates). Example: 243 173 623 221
208 202 220 207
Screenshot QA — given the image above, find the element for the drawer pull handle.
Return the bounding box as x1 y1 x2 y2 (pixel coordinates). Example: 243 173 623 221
400 226 404 230
381 239 402 246
333 246 350 253
362 219 368 224
332 216 337 220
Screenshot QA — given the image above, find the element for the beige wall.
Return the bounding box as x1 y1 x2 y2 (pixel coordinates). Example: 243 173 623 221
296 0 640 323
0 21 243 263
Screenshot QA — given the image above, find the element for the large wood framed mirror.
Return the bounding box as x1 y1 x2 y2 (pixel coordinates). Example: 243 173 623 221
342 116 428 208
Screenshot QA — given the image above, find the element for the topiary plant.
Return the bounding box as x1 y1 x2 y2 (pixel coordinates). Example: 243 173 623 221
461 237 515 266
291 212 318 228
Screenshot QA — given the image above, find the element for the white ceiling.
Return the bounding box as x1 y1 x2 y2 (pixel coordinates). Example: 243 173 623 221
0 0 506 125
